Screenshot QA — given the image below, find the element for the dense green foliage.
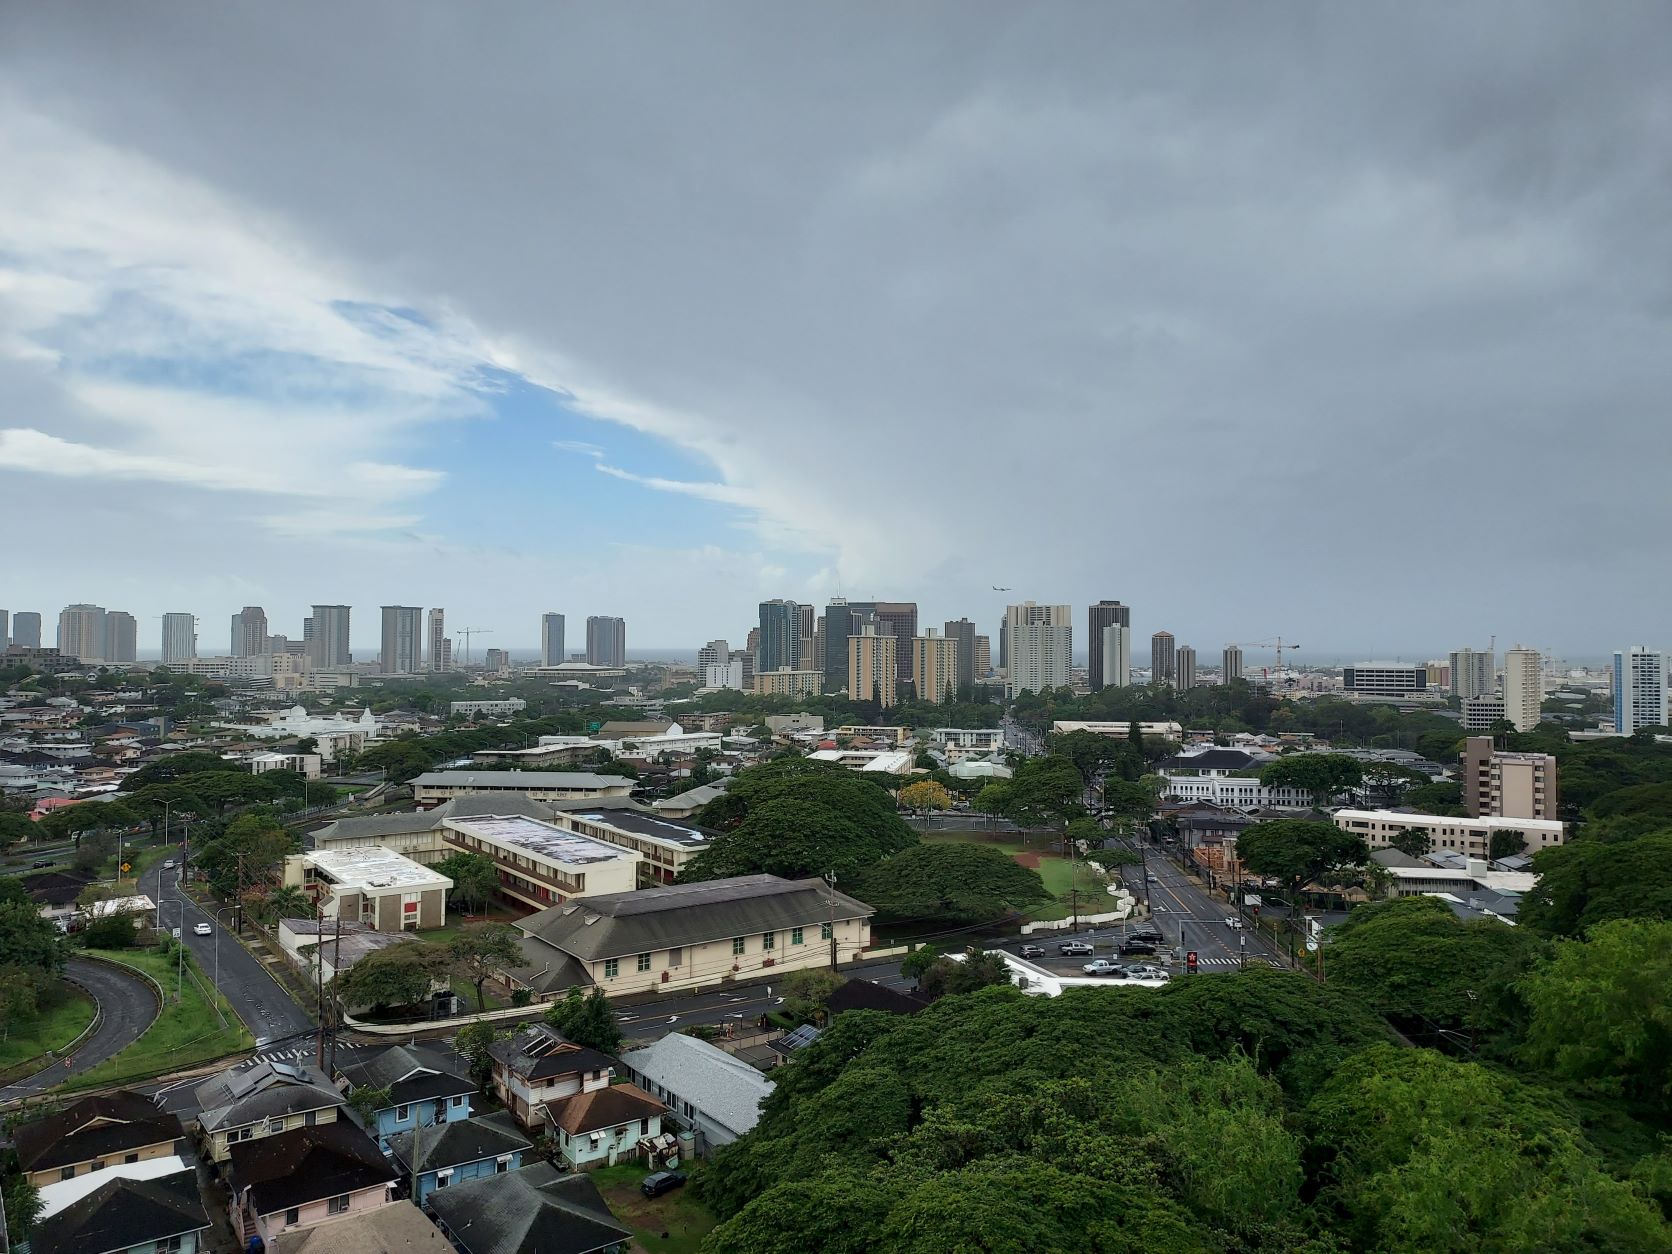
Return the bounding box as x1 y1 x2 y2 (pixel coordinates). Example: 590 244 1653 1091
544 986 624 1053
849 844 1050 925
973 754 1084 828
1518 831 1672 938
1259 752 1364 803
1237 819 1369 903
331 939 448 1010
435 851 500 913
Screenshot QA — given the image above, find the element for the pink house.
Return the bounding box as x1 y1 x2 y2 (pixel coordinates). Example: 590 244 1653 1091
225 1121 396 1247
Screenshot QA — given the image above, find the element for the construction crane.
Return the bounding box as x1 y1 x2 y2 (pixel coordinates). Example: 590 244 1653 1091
1231 637 1301 686
455 626 492 665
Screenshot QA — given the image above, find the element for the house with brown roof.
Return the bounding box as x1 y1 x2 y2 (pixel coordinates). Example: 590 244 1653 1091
486 1024 617 1132
12 1090 186 1187
544 1081 667 1171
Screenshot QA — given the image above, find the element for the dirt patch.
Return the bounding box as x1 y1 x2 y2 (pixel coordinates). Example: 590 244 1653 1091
1012 851 1043 868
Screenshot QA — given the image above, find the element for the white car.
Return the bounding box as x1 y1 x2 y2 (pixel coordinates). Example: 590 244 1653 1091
163 860 176 870
1224 915 1243 928
193 922 212 936
1125 964 1170 981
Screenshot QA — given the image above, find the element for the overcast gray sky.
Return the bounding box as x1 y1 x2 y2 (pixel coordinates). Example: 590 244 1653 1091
2 4 1668 658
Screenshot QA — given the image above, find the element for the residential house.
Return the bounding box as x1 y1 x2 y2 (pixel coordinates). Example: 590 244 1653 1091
28 1166 211 1254
268 1200 452 1254
226 1121 398 1248
428 1162 632 1254
386 1111 531 1206
503 874 874 1000
544 1081 667 1170
12 1089 186 1187
619 1032 774 1150
194 1059 345 1162
336 1043 474 1150
486 1025 616 1132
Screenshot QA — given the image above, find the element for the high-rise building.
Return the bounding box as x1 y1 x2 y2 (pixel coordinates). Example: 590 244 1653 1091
821 599 860 693
849 626 898 708
380 606 423 674
12 612 42 649
973 635 991 678
1099 622 1131 689
1342 663 1428 696
1461 736 1559 821
796 603 815 677
757 600 801 674
438 638 453 671
813 616 825 672
231 607 269 658
57 604 107 661
266 634 290 655
428 608 448 672
698 639 731 670
1222 645 1244 683
540 613 566 668
0 609 8 648
1086 601 1130 692
105 611 137 663
1003 603 1072 696
1150 631 1176 686
1614 647 1669 735
1502 645 1543 733
754 668 823 698
912 630 959 704
586 616 626 668
1176 645 1198 690
943 618 977 693
484 648 510 674
1449 648 1496 700
874 603 918 681
308 605 352 669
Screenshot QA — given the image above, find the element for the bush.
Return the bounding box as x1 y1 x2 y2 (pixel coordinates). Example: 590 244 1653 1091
81 913 138 950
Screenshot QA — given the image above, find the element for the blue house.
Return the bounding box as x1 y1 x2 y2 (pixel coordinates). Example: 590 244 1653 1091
337 1043 475 1151
386 1111 532 1206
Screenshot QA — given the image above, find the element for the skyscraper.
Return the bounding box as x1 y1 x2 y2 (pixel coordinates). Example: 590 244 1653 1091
1086 601 1131 692
428 608 448 672
698 639 731 670
943 618 977 693
1502 645 1543 733
912 630 959 704
540 613 566 668
0 609 8 649
11 612 41 649
160 613 197 664
308 605 352 669
1003 603 1072 696
380 606 423 674
1176 645 1197 690
484 648 509 673
1150 631 1176 686
849 626 898 708
1099 621 1131 689
797 603 816 676
1449 648 1496 700
1613 647 1668 735
822 598 877 693
813 616 825 672
874 603 919 681
1221 645 1244 683
586 616 626 668
231 607 269 658
57 604 107 661
973 635 991 678
757 600 801 674
103 611 136 663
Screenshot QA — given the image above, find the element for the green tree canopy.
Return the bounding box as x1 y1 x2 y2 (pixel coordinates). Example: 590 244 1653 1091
1258 753 1364 804
194 811 295 898
681 794 915 884
849 844 1050 925
973 755 1083 828
780 967 844 1023
435 851 500 914
331 939 447 1010
544 986 623 1054
448 922 523 1011
1238 819 1369 904
1518 830 1672 938
915 950 1013 1000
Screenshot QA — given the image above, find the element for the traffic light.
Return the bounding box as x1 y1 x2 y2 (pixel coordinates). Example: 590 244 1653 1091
1186 950 1198 973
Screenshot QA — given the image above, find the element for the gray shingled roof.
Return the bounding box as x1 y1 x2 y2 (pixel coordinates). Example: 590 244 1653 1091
620 1033 773 1138
337 1044 473 1105
516 874 873 962
427 1162 632 1254
387 1111 530 1175
194 1060 343 1133
30 1168 208 1254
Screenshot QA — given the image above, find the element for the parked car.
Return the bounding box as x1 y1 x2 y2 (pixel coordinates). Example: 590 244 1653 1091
1224 915 1243 928
1081 959 1128 977
1125 964 1169 980
641 1170 688 1198
1129 928 1163 944
1146 873 1158 882
31 859 52 868
1018 944 1046 959
1118 940 1158 956
193 922 212 936
163 860 175 870
1058 941 1094 956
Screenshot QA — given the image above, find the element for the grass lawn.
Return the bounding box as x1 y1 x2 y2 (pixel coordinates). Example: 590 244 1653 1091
422 909 529 949
590 1163 718 1254
0 986 96 1077
921 827 1119 923
66 946 253 1090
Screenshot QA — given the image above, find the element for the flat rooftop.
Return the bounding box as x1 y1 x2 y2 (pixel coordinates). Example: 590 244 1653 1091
304 846 452 892
563 808 713 849
444 815 640 866
412 770 628 789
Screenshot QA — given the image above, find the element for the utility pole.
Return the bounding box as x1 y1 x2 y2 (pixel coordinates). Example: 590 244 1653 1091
315 897 327 1070
328 911 343 1076
824 872 839 971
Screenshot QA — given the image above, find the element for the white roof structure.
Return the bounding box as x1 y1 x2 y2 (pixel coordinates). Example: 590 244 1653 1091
37 1155 194 1219
443 814 642 869
806 748 916 773
619 1032 775 1139
301 846 451 893
85 894 156 917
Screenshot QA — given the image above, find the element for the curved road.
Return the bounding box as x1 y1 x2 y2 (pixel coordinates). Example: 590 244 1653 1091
0 956 160 1100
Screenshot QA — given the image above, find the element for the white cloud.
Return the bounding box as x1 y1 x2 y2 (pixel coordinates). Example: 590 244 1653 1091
553 440 605 459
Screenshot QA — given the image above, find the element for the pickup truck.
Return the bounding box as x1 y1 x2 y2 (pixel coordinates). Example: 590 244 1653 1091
1081 960 1128 977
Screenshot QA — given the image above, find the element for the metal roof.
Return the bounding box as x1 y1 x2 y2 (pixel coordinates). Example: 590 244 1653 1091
443 815 639 867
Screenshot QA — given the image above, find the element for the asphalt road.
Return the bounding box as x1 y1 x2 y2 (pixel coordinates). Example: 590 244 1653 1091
1142 846 1284 969
138 856 316 1046
0 956 159 1100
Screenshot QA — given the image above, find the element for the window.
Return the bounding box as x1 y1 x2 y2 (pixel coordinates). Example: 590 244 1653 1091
791 926 804 945
668 946 683 968
158 1237 186 1254
435 1170 452 1190
90 1159 105 1171
636 953 651 973
125 1154 140 1165
604 958 619 979
267 1118 286 1135
821 922 833 941
762 931 775 951
732 936 745 955
640 1118 650 1134
451 1095 465 1107
327 1195 350 1215
60 1165 76 1181
395 1104 410 1121
496 1157 511 1173
285 1208 300 1226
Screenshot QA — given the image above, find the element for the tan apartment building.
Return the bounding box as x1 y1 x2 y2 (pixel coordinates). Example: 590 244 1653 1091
505 874 874 1000
911 630 959 704
411 770 634 806
283 846 451 931
832 724 912 745
1333 809 1566 860
848 627 898 708
752 667 823 698
440 814 641 910
1461 736 1560 820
